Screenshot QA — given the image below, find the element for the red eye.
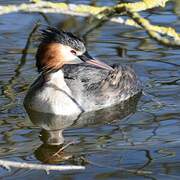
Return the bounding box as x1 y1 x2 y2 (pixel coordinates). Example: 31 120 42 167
71 50 76 55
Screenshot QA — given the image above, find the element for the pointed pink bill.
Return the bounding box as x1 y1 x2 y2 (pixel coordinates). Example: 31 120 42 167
86 59 114 71
78 51 113 71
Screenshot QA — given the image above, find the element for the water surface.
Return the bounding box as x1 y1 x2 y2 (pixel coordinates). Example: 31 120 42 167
0 0 180 179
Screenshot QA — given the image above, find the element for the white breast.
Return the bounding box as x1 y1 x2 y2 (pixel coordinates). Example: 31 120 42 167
24 70 83 115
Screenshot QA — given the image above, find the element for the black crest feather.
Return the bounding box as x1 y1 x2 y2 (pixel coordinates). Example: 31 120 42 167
40 27 85 52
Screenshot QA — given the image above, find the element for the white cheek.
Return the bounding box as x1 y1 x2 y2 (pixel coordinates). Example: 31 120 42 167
61 47 82 63
69 53 77 61
65 52 82 63
73 57 83 63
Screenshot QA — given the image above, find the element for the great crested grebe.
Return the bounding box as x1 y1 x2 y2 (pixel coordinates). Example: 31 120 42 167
24 27 142 116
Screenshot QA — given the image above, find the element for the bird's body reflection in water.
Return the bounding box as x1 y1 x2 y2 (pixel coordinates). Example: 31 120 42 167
25 94 141 164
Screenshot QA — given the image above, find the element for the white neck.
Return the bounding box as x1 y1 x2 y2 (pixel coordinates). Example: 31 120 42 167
46 69 71 94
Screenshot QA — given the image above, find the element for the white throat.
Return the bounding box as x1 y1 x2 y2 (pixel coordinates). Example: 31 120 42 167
46 70 70 92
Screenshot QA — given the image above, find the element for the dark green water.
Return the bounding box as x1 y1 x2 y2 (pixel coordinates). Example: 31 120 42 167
0 0 180 179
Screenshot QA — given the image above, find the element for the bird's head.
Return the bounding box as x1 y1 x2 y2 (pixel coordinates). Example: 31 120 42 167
36 27 113 72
